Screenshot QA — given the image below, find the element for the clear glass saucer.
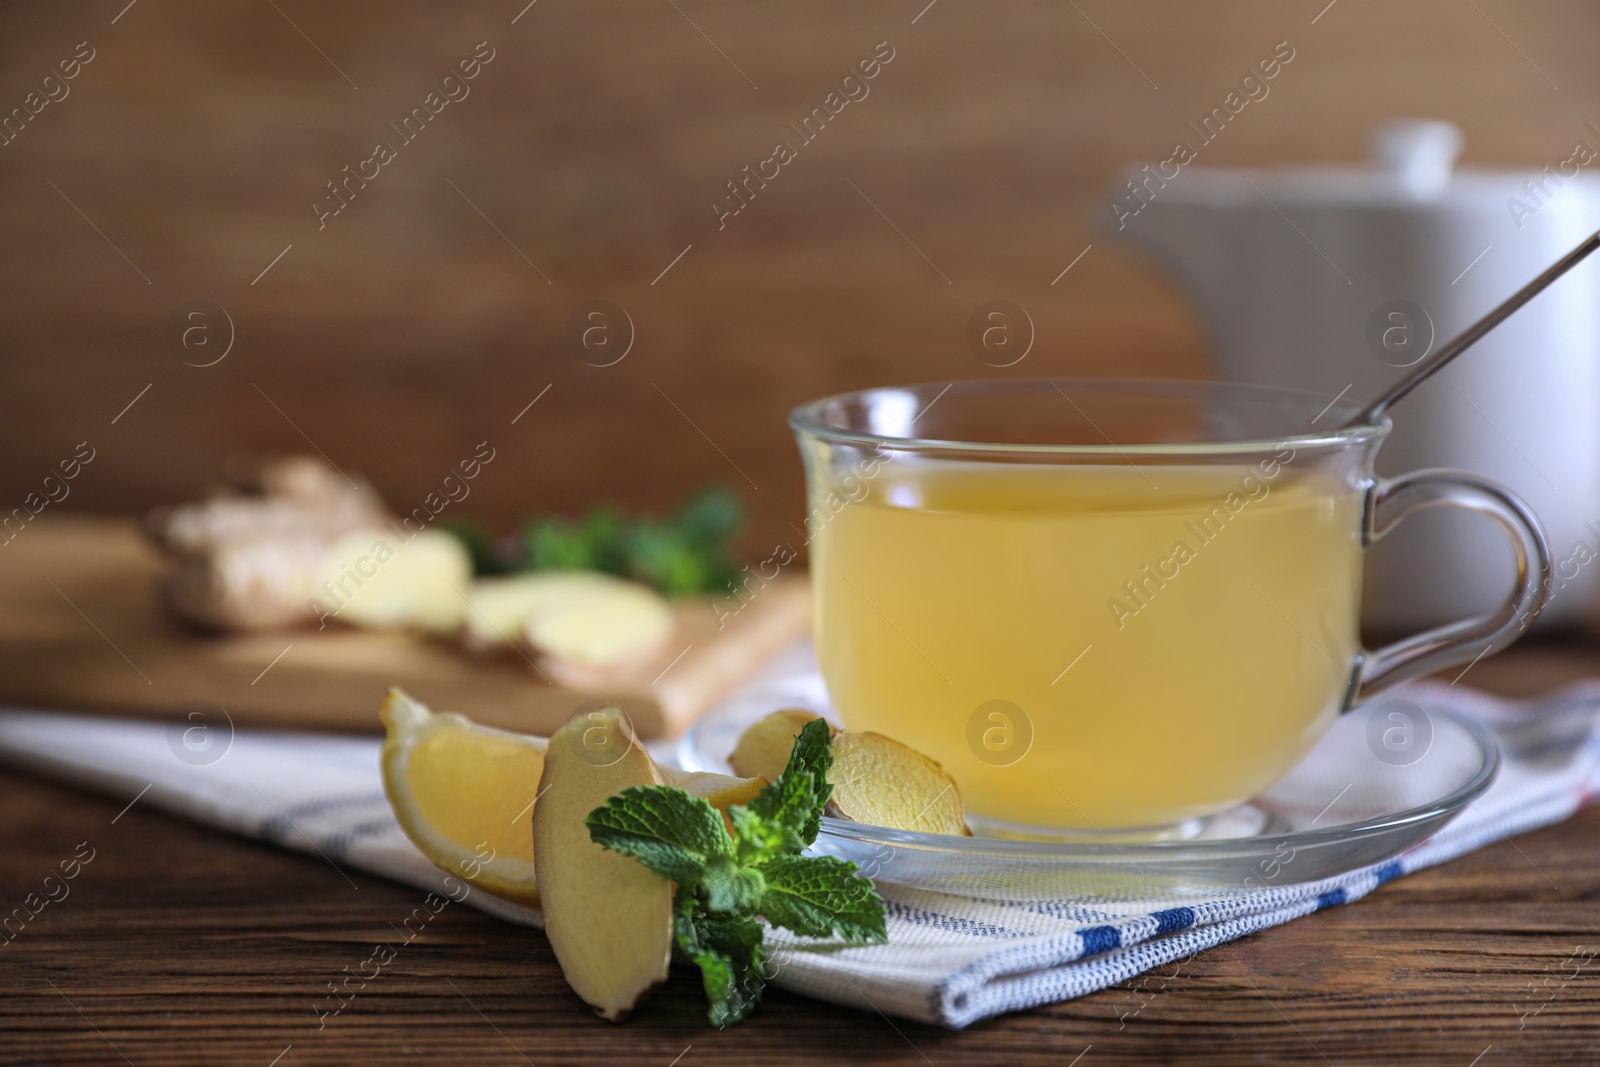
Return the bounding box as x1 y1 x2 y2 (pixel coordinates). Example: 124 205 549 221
678 658 1499 902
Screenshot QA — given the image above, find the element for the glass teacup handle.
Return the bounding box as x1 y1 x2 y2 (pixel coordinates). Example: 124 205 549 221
1345 468 1552 709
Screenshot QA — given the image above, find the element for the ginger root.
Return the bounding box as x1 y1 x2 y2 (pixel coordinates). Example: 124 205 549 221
163 532 351 632
147 456 388 558
150 455 469 634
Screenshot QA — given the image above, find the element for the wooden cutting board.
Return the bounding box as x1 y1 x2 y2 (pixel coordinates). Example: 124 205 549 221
0 516 810 738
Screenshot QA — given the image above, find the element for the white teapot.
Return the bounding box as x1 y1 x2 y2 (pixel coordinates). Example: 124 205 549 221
1110 119 1600 631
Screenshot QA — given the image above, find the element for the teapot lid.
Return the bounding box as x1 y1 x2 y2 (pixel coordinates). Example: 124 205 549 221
1121 119 1596 209
1371 120 1461 198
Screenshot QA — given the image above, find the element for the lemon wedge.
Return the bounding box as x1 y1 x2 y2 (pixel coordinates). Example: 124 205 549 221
380 688 768 908
380 688 547 906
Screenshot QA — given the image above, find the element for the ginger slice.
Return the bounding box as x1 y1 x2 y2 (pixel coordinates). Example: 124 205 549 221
533 706 674 1022
459 572 628 650
322 528 472 634
659 767 766 810
461 571 676 676
728 710 971 836
728 708 823 783
522 581 674 668
827 731 971 837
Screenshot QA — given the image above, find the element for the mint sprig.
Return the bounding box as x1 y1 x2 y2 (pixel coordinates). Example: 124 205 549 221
584 718 888 1027
518 486 744 596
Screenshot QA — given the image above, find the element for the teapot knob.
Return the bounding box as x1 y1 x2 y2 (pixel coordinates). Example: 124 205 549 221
1372 119 1463 199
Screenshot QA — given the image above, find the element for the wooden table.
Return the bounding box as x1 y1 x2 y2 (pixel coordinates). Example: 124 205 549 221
3 640 1599 1066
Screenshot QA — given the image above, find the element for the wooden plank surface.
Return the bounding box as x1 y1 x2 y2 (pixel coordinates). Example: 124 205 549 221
6 1 1600 558
1 639 1598 1064
0 516 810 738
0 718 1596 1065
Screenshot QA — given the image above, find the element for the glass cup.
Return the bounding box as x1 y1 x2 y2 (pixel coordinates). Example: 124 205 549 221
789 379 1550 836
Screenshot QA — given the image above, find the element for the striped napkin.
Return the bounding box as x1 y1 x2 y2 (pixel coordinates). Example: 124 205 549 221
1 661 1596 1029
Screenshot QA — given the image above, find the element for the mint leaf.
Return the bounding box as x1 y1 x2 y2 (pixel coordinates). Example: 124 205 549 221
690 913 767 964
748 717 833 846
585 785 731 884
724 809 800 869
674 907 766 1028
757 854 888 945
698 855 766 915
518 487 745 595
676 486 743 547
623 521 719 597
682 945 745 1029
629 486 744 596
523 508 628 575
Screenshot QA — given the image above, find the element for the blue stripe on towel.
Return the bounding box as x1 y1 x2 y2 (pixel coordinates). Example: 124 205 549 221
887 902 1030 940
1079 925 1121 956
1152 906 1196 934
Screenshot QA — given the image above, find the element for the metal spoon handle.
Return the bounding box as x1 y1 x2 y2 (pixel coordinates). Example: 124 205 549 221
1347 228 1600 428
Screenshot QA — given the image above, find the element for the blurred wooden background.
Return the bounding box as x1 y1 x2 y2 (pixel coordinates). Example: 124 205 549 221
0 0 1592 554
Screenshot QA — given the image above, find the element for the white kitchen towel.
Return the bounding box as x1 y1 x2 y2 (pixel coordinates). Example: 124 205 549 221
1 675 1597 1029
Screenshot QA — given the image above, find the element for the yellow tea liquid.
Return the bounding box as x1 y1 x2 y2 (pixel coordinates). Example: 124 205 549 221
812 457 1365 830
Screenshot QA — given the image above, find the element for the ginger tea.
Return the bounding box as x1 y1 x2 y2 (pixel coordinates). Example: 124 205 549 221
811 454 1365 831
